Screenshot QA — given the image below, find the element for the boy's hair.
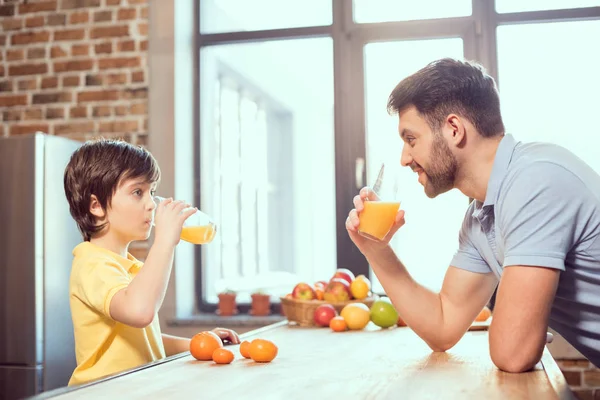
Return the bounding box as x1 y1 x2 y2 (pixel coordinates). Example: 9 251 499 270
387 57 505 138
64 138 161 241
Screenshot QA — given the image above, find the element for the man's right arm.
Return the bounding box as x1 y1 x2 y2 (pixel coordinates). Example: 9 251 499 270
367 245 497 351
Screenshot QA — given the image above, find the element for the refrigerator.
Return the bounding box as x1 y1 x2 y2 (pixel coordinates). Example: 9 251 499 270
0 133 81 399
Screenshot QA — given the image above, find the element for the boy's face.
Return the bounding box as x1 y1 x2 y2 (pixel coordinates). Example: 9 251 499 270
104 177 157 243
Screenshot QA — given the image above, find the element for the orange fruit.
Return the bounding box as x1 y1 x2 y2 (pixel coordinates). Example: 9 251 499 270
329 316 347 332
475 306 492 322
249 339 278 363
212 348 234 364
340 303 370 330
190 331 223 361
239 340 252 359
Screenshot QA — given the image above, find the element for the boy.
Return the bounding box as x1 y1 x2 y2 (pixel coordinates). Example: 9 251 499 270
63 138 239 385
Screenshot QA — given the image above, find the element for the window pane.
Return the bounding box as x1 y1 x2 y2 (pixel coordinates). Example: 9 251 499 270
498 21 600 171
354 0 471 23
364 39 467 293
496 0 599 13
200 0 332 34
200 38 336 304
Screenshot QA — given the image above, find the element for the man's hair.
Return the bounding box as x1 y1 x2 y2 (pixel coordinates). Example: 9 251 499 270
387 58 504 138
64 138 160 241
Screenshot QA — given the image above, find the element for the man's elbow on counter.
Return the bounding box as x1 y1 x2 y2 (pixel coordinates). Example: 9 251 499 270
490 348 541 373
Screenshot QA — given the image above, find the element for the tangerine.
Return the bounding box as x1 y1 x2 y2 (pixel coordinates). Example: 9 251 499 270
190 331 223 361
329 316 347 332
239 340 252 359
212 348 234 364
249 339 278 363
475 306 492 322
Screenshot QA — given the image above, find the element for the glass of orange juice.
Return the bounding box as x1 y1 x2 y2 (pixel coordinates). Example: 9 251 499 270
358 163 401 242
153 196 217 244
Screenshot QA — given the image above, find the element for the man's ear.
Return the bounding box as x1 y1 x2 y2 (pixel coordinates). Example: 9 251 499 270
89 195 106 219
445 114 466 147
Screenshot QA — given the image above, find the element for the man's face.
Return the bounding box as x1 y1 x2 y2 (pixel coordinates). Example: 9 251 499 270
398 107 458 198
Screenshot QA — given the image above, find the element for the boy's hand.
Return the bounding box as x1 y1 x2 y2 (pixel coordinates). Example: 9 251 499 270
345 186 406 256
212 327 241 345
153 198 197 247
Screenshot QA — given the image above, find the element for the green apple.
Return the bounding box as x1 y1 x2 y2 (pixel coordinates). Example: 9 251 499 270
370 298 398 328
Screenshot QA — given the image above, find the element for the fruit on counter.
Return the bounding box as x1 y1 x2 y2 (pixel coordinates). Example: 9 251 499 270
370 297 399 329
212 348 234 364
249 339 278 363
340 303 370 330
475 306 492 322
329 316 348 332
332 268 355 285
314 281 326 301
350 275 371 300
397 314 407 327
239 340 252 359
292 282 317 300
314 280 328 288
324 278 352 302
314 304 337 327
190 331 223 361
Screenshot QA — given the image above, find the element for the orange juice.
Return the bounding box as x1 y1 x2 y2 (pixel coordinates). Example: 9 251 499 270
358 201 401 241
180 224 216 244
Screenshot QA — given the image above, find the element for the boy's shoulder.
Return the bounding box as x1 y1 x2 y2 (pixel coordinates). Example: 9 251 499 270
71 242 133 274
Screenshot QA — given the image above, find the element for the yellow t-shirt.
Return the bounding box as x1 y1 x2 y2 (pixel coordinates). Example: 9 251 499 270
68 242 166 386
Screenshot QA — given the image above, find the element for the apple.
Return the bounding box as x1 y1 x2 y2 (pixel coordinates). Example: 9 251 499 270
370 297 399 328
331 268 355 285
314 280 328 288
324 278 352 302
292 283 316 300
314 304 337 327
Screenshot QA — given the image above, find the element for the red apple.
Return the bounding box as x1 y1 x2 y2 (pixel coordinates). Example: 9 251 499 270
315 280 328 288
292 283 316 300
331 268 355 285
314 304 337 327
324 278 352 302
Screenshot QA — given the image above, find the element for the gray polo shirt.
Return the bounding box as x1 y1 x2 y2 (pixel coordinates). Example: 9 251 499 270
451 134 600 367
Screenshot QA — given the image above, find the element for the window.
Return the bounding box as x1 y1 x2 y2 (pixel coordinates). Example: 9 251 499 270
496 0 599 14
353 0 472 23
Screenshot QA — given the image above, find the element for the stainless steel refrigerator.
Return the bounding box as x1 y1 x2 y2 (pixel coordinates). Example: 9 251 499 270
0 133 81 399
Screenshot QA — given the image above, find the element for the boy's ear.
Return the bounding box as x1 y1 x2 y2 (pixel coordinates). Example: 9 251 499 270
89 195 106 219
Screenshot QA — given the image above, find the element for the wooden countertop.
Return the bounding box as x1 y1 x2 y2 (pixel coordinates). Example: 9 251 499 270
40 321 574 400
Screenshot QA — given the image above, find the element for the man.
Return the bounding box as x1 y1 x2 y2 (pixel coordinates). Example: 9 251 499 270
346 58 600 372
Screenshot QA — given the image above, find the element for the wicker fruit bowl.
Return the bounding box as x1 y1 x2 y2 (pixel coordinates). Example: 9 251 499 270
280 295 379 327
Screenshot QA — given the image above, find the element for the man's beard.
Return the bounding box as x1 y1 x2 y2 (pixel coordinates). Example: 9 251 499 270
422 134 458 198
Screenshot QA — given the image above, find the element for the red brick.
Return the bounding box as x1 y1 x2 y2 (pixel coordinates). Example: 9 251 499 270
3 110 21 121
0 4 16 17
78 90 119 102
105 73 127 85
70 106 87 118
41 77 59 89
10 124 49 136
573 390 594 400
99 120 138 133
32 92 72 104
142 118 148 131
127 0 147 4
140 40 148 51
27 48 46 60
94 10 112 22
140 6 148 19
95 42 112 54
53 29 85 41
54 60 94 73
0 65 4 78
3 17 22 31
560 360 591 369
54 122 94 135
6 49 24 62
18 79 38 91
0 81 13 92
98 57 140 70
11 31 50 45
60 0 100 9
130 102 146 115
47 14 67 26
92 105 111 117
90 25 128 39
0 35 6 47
46 108 65 119
138 23 148 36
72 44 89 56
131 70 144 83
26 16 45 28
0 95 26 107
114 105 127 116
562 370 581 386
19 1 57 13
9 63 47 76
121 88 147 99
116 40 135 52
584 370 600 386
51 46 68 58
85 74 102 86
63 76 80 87
23 109 43 120
117 8 136 20
69 11 89 24
106 0 120 4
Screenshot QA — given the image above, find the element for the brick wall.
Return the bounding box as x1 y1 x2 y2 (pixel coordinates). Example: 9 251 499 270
0 0 148 146
557 359 600 400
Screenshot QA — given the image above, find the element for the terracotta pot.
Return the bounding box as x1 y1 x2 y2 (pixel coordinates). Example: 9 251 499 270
217 293 238 316
250 293 271 316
